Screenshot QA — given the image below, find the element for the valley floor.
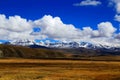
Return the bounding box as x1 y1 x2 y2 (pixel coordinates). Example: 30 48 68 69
0 59 119 80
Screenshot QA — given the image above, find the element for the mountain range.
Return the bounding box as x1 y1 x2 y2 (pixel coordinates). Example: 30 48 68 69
0 39 120 59
3 39 120 51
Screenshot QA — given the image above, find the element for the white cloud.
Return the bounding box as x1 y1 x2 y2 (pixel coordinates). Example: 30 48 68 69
90 22 116 38
82 27 92 38
34 16 117 40
0 14 32 32
34 15 82 40
114 14 120 22
97 22 116 37
73 0 101 6
116 3 120 13
115 33 120 39
91 30 99 37
0 14 35 40
0 29 10 39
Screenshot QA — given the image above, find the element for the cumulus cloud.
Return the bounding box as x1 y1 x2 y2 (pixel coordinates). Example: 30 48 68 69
73 0 101 6
34 15 82 40
84 22 116 38
34 16 116 40
0 14 34 40
97 22 116 37
0 14 120 46
114 14 120 22
0 14 32 32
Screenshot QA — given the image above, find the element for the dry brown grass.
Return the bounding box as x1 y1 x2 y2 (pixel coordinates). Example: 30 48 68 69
0 59 119 80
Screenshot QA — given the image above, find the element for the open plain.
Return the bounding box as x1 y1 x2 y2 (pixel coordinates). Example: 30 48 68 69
0 59 119 80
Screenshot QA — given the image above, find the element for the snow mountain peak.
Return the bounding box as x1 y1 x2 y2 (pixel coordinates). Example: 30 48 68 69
3 39 120 51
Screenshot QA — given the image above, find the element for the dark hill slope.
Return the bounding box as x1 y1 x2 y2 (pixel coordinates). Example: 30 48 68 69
0 45 65 58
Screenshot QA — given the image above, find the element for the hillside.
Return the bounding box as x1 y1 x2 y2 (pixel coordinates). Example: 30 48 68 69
0 44 120 60
0 44 65 59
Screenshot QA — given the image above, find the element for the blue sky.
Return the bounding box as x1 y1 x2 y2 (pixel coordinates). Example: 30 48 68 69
0 0 120 46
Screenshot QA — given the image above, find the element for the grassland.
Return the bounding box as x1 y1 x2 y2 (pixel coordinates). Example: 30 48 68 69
0 59 119 80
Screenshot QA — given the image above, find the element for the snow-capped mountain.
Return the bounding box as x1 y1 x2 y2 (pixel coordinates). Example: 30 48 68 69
6 39 36 46
41 41 120 51
3 39 120 50
46 41 119 49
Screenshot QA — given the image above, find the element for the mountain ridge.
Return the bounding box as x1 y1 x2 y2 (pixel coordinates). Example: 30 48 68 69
0 44 120 60
3 39 120 51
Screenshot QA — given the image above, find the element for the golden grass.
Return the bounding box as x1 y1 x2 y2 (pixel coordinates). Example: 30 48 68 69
0 59 119 80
